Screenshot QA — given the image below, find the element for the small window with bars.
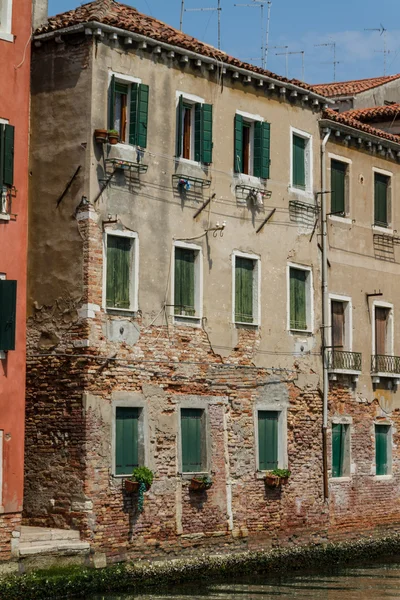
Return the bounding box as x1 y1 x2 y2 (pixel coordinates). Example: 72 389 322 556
105 232 138 312
375 424 391 476
289 266 311 331
181 408 206 473
331 423 350 478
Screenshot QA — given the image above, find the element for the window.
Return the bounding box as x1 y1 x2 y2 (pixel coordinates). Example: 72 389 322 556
115 407 141 476
109 75 149 147
105 232 138 312
331 300 346 351
374 172 390 227
288 265 312 332
173 243 202 321
0 279 16 351
290 128 312 194
176 95 213 163
234 113 270 178
233 252 260 326
331 423 350 478
375 424 391 476
374 306 391 356
0 0 12 38
331 159 347 216
0 123 14 216
258 411 279 471
181 408 206 473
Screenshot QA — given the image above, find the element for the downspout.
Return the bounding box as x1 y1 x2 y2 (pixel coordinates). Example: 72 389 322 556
321 129 331 501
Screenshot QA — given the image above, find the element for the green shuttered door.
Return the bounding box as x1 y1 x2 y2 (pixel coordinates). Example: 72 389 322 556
234 114 243 173
0 280 17 351
106 235 131 309
332 423 346 477
258 411 278 470
374 173 388 227
375 425 389 476
181 409 203 472
293 134 306 189
235 257 254 323
331 160 346 215
290 268 307 330
174 248 195 316
253 121 271 179
116 407 139 475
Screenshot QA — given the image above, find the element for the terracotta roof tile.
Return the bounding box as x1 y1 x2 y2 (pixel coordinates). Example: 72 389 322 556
312 74 400 98
36 0 318 94
343 104 400 123
322 107 400 144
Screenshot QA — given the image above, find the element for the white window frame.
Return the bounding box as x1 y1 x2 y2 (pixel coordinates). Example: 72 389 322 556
373 420 393 479
254 405 288 473
287 262 313 333
232 250 261 327
235 109 264 183
0 0 13 42
372 300 394 359
289 126 313 197
372 166 393 233
108 72 142 149
329 294 353 352
102 229 139 314
330 416 352 481
176 91 205 166
328 152 352 222
172 241 203 325
111 397 147 478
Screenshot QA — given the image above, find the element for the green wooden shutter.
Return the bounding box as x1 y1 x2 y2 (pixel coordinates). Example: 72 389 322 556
258 411 278 470
194 103 202 162
290 268 307 330
129 82 138 146
3 125 14 187
374 173 388 227
174 247 195 316
136 84 149 148
202 103 213 164
332 423 345 478
109 74 116 130
176 94 184 157
253 121 271 179
0 280 17 351
106 235 131 309
375 425 389 476
235 257 254 323
116 407 139 475
181 408 203 472
331 160 346 215
234 114 243 173
0 124 4 189
293 134 306 189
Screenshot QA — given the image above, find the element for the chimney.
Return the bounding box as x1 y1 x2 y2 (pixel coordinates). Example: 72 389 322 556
32 0 48 29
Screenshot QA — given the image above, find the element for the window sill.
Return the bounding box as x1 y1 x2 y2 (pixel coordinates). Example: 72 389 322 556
375 474 392 480
180 472 209 480
174 315 201 327
371 372 400 380
289 328 313 336
234 321 259 328
330 476 351 483
106 307 138 316
329 215 352 225
372 225 392 235
0 32 14 43
235 173 263 186
176 157 202 168
0 213 10 222
255 470 287 480
329 368 361 375
288 186 313 199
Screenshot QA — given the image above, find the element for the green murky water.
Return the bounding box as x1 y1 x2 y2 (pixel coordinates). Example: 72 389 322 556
86 562 400 599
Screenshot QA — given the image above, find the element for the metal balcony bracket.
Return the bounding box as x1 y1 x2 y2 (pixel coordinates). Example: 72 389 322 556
235 184 272 198
172 174 211 190
105 158 148 174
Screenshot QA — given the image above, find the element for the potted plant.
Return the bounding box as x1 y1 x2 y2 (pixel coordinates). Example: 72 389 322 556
189 474 213 491
264 468 291 488
124 466 154 512
107 129 120 145
94 128 108 144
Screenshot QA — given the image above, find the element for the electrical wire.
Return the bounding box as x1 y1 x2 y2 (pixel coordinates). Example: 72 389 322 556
15 32 32 70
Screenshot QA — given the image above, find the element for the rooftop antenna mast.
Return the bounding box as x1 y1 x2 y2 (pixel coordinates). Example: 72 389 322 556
315 41 340 82
365 24 390 75
234 1 266 68
185 0 222 50
265 1 272 67
268 45 288 76
180 0 184 30
276 50 305 81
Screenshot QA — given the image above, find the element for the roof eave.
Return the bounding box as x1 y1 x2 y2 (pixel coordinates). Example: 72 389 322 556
320 118 400 151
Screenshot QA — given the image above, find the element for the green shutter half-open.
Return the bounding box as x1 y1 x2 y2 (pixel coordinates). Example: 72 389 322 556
258 411 278 470
290 268 307 330
235 257 254 323
375 424 389 476
176 94 184 157
293 134 306 189
0 280 17 351
202 103 213 164
3 125 14 187
106 235 131 309
109 74 116 130
234 114 243 173
136 84 149 148
116 407 139 475
181 408 203 472
332 423 346 477
129 82 138 146
253 121 271 179
174 247 195 316
374 173 388 227
194 103 202 163
331 160 346 215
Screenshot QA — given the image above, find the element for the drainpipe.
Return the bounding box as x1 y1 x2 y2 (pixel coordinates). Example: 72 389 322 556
321 129 331 501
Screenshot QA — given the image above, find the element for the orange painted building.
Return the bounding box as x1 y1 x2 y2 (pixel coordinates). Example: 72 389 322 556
0 0 32 559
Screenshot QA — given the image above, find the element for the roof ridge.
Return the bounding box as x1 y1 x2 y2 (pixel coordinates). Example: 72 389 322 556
87 0 117 22
314 74 400 88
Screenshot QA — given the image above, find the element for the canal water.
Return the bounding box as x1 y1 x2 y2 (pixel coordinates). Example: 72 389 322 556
86 561 400 599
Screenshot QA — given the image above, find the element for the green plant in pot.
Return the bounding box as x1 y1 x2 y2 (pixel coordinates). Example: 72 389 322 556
264 468 291 488
190 474 213 491
125 467 154 512
107 129 120 145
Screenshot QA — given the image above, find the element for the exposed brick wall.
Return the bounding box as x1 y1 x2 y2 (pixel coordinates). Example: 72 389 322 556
0 514 21 562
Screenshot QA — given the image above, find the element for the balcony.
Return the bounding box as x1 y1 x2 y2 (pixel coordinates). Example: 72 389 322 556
327 350 362 380
371 355 400 382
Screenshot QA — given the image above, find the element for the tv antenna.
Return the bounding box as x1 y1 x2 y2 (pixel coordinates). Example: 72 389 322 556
365 24 390 75
315 41 340 82
181 1 222 50
234 1 269 68
275 49 304 80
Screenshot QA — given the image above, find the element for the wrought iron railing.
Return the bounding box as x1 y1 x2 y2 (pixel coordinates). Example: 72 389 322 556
327 350 362 372
371 354 400 374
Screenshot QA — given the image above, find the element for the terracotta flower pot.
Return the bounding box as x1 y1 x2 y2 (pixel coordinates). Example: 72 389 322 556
124 479 139 493
108 133 119 145
94 128 108 144
264 474 281 488
190 478 206 491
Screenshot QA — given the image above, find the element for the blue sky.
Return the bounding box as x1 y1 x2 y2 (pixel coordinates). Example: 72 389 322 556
48 0 400 84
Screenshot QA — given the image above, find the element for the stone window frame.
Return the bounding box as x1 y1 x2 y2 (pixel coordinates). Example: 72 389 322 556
232 250 261 328
102 227 139 314
235 108 265 184
171 240 203 326
286 262 314 334
108 71 142 149
254 402 288 476
329 415 353 482
177 396 212 478
111 393 148 479
0 0 13 43
372 166 393 233
373 419 393 480
328 152 352 222
175 90 205 167
329 293 353 352
289 126 313 198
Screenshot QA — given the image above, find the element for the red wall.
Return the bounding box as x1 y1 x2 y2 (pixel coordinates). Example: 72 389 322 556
0 0 31 514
